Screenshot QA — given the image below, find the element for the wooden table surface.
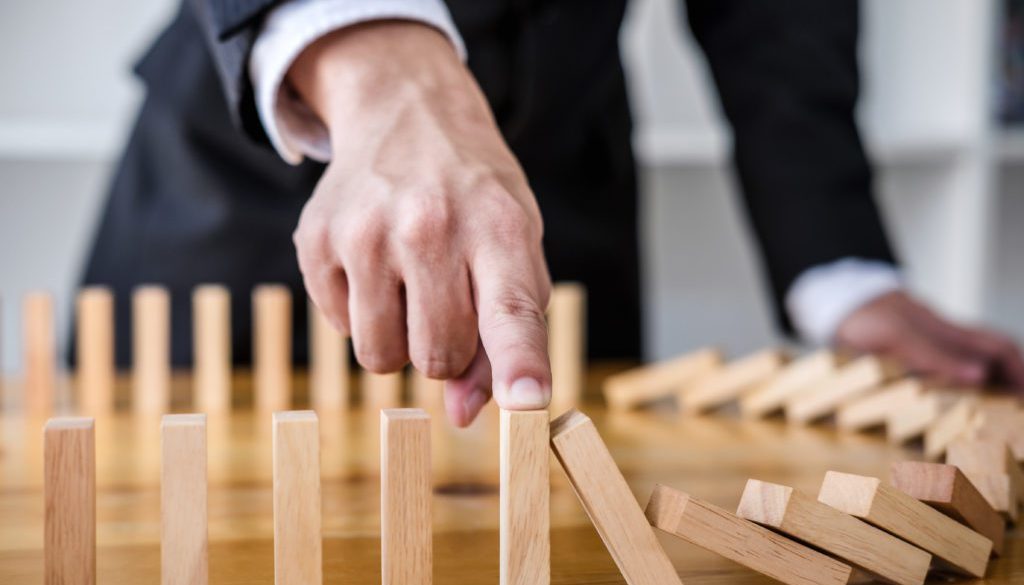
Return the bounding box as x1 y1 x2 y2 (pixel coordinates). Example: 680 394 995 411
1 372 1022 584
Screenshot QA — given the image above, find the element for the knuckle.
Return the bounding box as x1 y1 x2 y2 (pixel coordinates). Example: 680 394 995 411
395 194 456 250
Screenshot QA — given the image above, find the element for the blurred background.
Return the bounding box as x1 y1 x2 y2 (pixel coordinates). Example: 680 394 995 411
0 0 1021 372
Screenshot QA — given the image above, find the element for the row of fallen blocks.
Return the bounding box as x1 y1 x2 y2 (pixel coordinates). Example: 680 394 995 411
44 406 1014 585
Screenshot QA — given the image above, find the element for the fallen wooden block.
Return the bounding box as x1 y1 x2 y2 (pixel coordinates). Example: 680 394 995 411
550 409 682 585
818 471 991 577
835 379 922 432
680 349 788 413
923 397 977 460
254 285 293 412
886 392 960 445
785 356 897 424
133 285 171 414
193 285 232 414
162 414 208 585
971 407 1024 462
646 484 853 585
44 417 96 585
273 411 322 585
76 287 115 415
603 348 721 411
381 409 431 585
946 438 1022 522
890 461 1004 556
740 350 842 419
548 282 586 414
500 409 550 585
736 479 929 585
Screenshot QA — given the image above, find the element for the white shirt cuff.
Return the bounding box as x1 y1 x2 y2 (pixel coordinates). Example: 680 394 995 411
249 0 467 164
786 258 904 345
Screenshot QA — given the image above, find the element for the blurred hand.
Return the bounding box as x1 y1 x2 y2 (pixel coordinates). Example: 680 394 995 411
289 22 552 426
835 291 1024 390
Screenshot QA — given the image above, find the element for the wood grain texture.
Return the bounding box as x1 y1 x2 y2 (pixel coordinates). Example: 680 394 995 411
44 417 95 585
680 349 787 413
381 409 431 585
24 292 56 415
254 285 292 412
885 391 959 445
835 379 921 432
550 409 683 585
737 479 929 585
818 470 991 577
923 396 977 460
890 461 1004 556
161 414 208 585
309 302 349 411
273 411 322 585
646 484 853 585
784 356 896 424
500 409 549 585
739 350 840 418
133 286 171 414
193 285 232 414
548 283 586 414
603 348 721 411
946 438 1022 522
76 287 115 415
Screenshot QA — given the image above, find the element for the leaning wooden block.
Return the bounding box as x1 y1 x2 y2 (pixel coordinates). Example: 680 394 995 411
45 417 96 585
548 282 586 414
835 379 921 432
381 409 431 585
25 291 57 415
550 409 682 585
273 411 322 585
890 461 1004 556
162 414 208 585
971 407 1024 462
500 410 550 585
785 356 898 424
946 438 1022 522
885 391 960 445
740 350 842 418
646 484 853 585
680 349 788 413
818 471 991 577
603 348 721 411
254 285 293 411
923 397 977 460
737 479 929 585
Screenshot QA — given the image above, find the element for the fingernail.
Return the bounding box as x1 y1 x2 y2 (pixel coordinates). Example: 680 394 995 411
462 388 489 424
503 377 550 409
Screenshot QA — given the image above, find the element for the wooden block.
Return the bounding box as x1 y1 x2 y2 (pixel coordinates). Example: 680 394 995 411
409 369 444 412
646 484 853 585
381 409 432 585
273 411 322 585
24 291 56 415
500 409 550 585
309 302 349 411
548 282 586 413
363 371 404 411
971 407 1024 462
923 397 977 460
736 479 930 585
740 350 841 419
890 461 1004 556
818 470 991 577
603 348 721 411
133 286 171 414
835 379 921 432
44 417 96 585
193 285 232 413
550 409 682 585
885 391 960 445
76 287 115 415
946 438 1022 522
785 356 896 424
254 285 292 412
680 349 788 413
162 414 208 585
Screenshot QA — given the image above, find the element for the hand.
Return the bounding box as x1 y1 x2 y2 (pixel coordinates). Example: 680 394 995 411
835 291 1024 390
288 21 552 426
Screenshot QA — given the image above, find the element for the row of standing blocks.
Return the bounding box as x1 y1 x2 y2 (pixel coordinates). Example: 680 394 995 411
45 407 1010 585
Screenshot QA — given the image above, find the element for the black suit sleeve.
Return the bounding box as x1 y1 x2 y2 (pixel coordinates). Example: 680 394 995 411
684 0 897 328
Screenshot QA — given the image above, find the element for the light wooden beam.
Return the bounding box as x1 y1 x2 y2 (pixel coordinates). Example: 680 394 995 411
309 302 349 411
946 438 1022 523
381 409 431 585
500 409 549 585
603 348 720 411
24 291 56 415
363 371 404 411
193 285 232 413
44 417 96 585
680 349 787 413
785 356 898 424
133 286 171 414
76 287 115 415
162 414 208 585
885 391 959 445
273 411 322 584
923 397 977 460
548 282 586 413
835 379 921 432
740 350 840 418
254 285 292 412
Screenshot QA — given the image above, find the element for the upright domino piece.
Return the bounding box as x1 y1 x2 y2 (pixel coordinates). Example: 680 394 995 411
646 484 854 585
890 461 1004 556
549 409 682 585
24 291 56 415
381 409 431 585
603 348 721 411
680 349 787 412
193 285 232 413
740 350 840 418
548 282 586 413
785 356 897 424
273 411 322 585
133 286 171 414
736 479 930 585
254 285 292 411
309 302 349 411
162 414 208 585
44 417 96 585
885 391 959 445
818 471 991 577
835 379 921 432
946 438 1022 522
500 410 549 585
923 397 977 460
76 287 115 415
363 371 403 411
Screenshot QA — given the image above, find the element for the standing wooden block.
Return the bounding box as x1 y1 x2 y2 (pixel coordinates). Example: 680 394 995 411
254 285 292 412
890 461 1004 556
946 438 1022 522
737 479 930 585
363 371 404 411
923 397 977 460
500 409 550 585
410 369 444 412
309 302 349 411
193 285 232 413
603 348 721 411
785 356 897 424
646 484 853 585
381 409 432 585
162 414 208 585
24 292 56 415
548 282 586 413
835 379 921 432
885 391 959 445
133 286 171 414
44 417 96 585
273 411 322 585
549 409 682 585
680 349 788 413
818 470 991 577
740 350 841 419
76 287 115 415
